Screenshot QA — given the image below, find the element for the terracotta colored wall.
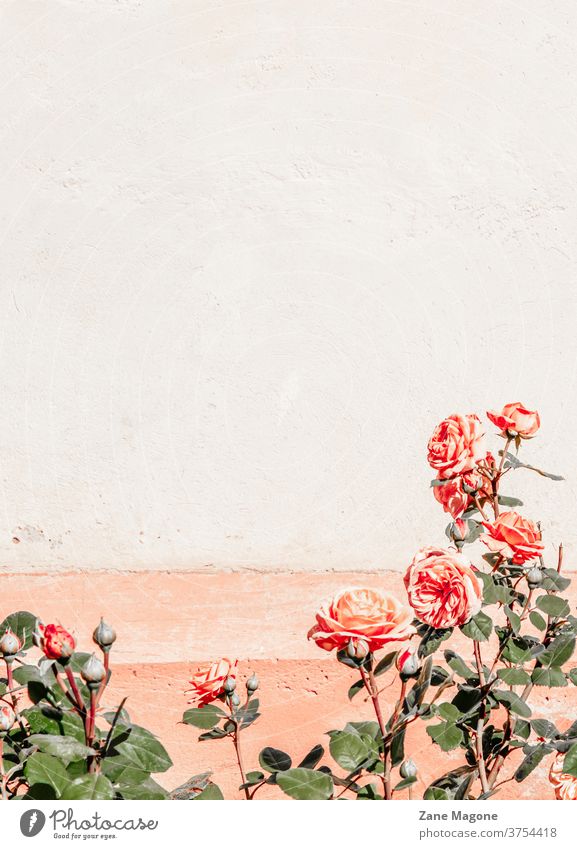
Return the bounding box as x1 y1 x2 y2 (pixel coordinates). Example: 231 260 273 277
5 570 576 799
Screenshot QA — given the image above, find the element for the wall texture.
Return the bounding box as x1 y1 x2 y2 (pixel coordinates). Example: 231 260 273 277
2 0 577 573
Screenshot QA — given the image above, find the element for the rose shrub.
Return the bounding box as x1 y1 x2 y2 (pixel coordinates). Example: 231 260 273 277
182 402 577 800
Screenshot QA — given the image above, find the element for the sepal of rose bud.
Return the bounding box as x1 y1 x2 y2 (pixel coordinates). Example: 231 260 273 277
0 628 23 659
81 653 106 689
346 638 369 660
400 758 418 779
526 565 544 589
93 618 117 651
223 676 236 695
246 673 259 693
396 647 421 679
230 692 241 707
0 705 15 732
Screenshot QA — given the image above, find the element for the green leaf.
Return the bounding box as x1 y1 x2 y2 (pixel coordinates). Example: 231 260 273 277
541 569 571 593
0 611 38 650
27 734 94 766
492 690 531 717
538 635 575 668
394 776 417 791
569 669 577 686
501 452 564 481
25 753 70 796
529 611 547 631
182 704 226 729
515 745 549 782
444 650 474 679
531 667 567 687
64 775 114 800
390 727 406 766
169 773 212 799
514 719 531 740
498 496 523 507
427 721 463 751
276 768 333 800
347 679 364 701
192 783 224 800
329 732 369 771
344 721 380 739
563 744 577 778
104 724 172 775
496 668 530 685
531 719 558 739
298 745 324 770
504 606 521 635
424 786 449 800
536 595 570 618
418 627 453 657
259 747 292 773
438 702 461 722
460 611 492 642
22 706 85 741
373 651 398 677
116 778 168 800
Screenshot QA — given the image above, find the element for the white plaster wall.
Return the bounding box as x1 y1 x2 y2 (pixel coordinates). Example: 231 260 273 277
1 0 577 572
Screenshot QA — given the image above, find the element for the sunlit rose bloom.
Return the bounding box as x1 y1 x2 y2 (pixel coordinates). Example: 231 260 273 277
187 658 237 707
404 547 482 629
487 402 540 439
427 414 486 479
481 510 544 565
308 588 416 653
549 754 577 800
39 623 76 661
433 471 491 519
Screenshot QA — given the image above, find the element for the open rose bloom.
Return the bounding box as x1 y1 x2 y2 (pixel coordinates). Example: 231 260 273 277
481 510 544 564
404 547 482 629
308 587 415 653
427 413 485 479
549 754 577 800
487 402 540 439
187 658 237 707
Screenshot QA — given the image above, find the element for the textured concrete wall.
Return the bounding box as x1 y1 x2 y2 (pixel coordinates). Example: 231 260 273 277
2 1 577 573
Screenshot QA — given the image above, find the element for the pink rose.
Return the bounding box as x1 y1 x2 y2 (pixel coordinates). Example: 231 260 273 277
481 510 544 565
487 402 540 439
427 414 486 479
549 754 577 800
308 588 416 653
404 547 483 629
187 658 237 707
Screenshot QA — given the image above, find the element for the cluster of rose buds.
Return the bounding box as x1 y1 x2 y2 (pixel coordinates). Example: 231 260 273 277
187 659 259 708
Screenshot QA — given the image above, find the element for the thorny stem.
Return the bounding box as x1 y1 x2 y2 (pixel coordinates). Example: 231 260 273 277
360 667 392 799
65 666 86 716
473 641 490 796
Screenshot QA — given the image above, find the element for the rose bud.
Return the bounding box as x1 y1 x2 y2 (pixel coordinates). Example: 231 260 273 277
400 758 418 779
0 705 15 732
39 623 76 662
246 673 259 694
396 647 421 679
223 676 236 695
230 692 241 707
526 566 544 589
347 638 369 660
80 654 106 689
93 618 117 651
0 628 23 658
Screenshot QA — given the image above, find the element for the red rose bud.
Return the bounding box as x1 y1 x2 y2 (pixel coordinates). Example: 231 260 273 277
81 654 106 688
347 638 369 660
39 623 76 661
396 647 421 679
0 628 23 658
400 758 418 779
0 705 15 732
93 618 116 651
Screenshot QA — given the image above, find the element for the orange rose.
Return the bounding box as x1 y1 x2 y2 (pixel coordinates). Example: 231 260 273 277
433 471 490 519
187 658 237 707
481 510 544 565
549 754 577 800
404 547 482 629
427 414 485 479
307 588 416 653
39 623 76 661
487 402 540 439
